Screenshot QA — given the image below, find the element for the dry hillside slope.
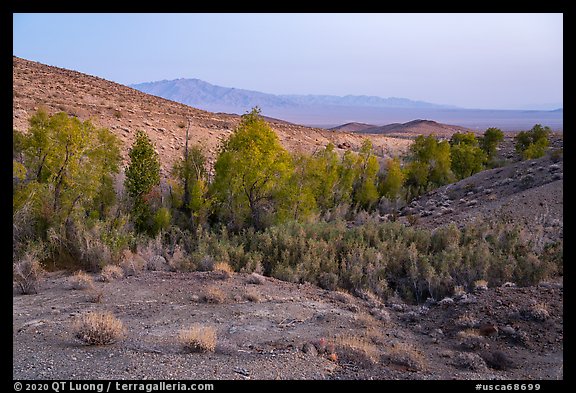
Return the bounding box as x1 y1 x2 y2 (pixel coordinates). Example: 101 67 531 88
13 57 411 175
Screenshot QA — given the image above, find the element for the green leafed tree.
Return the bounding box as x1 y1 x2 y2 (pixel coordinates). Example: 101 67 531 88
515 124 550 160
276 153 319 222
13 110 121 238
479 127 504 159
211 108 293 230
405 135 454 199
171 145 210 226
379 157 406 201
124 129 161 233
352 139 380 210
449 132 487 180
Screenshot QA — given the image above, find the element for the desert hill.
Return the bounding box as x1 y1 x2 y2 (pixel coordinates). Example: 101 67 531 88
328 122 378 133
337 119 475 138
12 57 411 176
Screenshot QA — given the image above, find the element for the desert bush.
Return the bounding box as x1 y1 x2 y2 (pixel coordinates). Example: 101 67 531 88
100 265 124 282
473 279 488 291
457 329 486 350
385 342 426 371
70 270 94 290
13 250 45 294
453 352 488 372
179 324 217 353
88 289 104 303
550 148 563 163
166 244 190 271
212 262 234 279
119 250 147 276
335 335 380 368
147 255 169 271
201 286 225 304
482 350 515 370
455 313 479 328
243 289 261 302
73 311 125 345
522 302 550 321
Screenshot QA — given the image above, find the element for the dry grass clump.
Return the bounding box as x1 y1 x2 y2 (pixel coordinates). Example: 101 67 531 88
523 302 550 321
386 342 426 371
87 289 104 303
119 250 147 276
482 350 515 370
73 311 125 345
453 352 488 372
247 272 266 285
201 286 225 304
243 289 261 303
179 324 217 353
455 313 479 328
457 328 487 350
70 270 94 290
213 262 234 279
100 265 124 282
453 285 466 297
13 253 45 295
335 335 380 368
354 312 378 329
473 279 489 291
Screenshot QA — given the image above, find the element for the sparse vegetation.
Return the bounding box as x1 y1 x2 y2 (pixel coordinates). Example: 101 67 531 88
457 329 486 350
13 250 45 295
73 311 125 345
335 335 380 368
70 271 94 290
473 279 489 291
100 265 124 282
179 324 217 353
243 289 261 302
201 286 225 304
213 262 234 280
523 302 550 321
455 313 479 328
385 342 426 371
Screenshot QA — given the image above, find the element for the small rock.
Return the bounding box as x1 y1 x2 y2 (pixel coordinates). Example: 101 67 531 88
500 325 516 336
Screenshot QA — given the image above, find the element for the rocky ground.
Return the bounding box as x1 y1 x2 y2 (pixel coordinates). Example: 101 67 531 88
398 138 563 245
13 268 562 380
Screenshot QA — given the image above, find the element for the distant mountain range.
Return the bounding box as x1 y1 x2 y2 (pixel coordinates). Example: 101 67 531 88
130 78 454 112
130 78 563 131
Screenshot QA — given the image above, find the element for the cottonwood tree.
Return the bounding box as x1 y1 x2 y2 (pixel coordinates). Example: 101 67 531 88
171 144 210 226
352 139 380 210
211 108 293 230
13 110 121 250
379 157 406 201
450 132 487 180
515 124 550 160
479 127 504 159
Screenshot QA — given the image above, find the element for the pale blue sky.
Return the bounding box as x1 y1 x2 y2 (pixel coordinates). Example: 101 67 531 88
13 13 563 110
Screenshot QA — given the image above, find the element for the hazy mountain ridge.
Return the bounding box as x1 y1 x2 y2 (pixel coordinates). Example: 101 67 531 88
130 78 455 112
131 78 563 131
